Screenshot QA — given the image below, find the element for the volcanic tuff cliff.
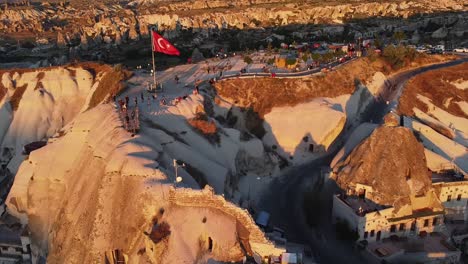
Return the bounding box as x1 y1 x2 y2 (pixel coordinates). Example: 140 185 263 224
331 126 432 210
0 0 467 47
6 104 277 263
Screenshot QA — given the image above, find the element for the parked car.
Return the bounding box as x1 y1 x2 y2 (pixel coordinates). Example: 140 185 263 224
434 45 445 51
454 47 468 53
416 47 427 53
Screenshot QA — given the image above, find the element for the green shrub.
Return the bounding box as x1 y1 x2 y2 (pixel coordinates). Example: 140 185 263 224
285 57 297 65
366 48 378 62
382 45 417 69
243 55 253 64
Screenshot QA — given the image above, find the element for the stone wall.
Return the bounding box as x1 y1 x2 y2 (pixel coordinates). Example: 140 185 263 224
168 186 271 246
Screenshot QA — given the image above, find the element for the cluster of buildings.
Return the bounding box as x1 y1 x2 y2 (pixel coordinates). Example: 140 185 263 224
0 223 32 264
333 170 468 263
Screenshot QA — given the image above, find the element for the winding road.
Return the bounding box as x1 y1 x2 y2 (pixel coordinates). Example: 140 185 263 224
219 60 347 80
256 55 468 264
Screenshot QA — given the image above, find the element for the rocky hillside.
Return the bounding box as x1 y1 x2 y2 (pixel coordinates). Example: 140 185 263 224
0 63 129 170
0 0 467 65
399 62 468 119
214 55 454 117
397 61 468 174
6 104 277 263
331 126 432 210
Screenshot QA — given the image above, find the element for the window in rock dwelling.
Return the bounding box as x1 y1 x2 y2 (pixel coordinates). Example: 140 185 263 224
390 225 396 233
424 219 429 227
399 223 405 231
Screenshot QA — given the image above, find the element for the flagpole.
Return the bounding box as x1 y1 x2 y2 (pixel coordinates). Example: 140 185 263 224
151 28 157 87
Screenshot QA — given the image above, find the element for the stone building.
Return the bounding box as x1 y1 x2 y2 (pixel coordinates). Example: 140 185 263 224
332 174 468 263
0 225 31 264
433 180 468 222
332 184 445 243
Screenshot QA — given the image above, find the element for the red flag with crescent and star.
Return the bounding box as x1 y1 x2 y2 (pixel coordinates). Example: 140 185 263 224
152 31 180 56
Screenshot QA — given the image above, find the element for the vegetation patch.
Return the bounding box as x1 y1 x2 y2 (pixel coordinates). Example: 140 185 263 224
34 72 45 90
0 79 6 102
382 45 419 70
87 63 133 109
188 113 220 144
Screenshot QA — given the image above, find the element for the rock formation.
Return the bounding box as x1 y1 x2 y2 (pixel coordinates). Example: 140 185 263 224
332 126 432 210
0 0 466 49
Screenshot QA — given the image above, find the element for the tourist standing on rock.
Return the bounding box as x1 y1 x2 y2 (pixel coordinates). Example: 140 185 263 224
141 92 144 102
125 96 129 106
175 75 179 84
134 97 138 106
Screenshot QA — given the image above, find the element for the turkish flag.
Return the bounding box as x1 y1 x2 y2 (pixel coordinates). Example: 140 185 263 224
152 31 180 56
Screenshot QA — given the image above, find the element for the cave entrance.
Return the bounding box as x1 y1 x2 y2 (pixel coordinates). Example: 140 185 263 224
208 237 213 252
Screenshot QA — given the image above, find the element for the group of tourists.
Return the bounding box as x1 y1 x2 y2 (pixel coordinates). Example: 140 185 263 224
204 60 231 78
117 96 140 133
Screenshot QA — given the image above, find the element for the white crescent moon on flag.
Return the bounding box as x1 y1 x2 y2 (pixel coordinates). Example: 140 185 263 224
157 38 167 50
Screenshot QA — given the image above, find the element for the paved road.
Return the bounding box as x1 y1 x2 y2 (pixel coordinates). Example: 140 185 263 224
219 60 347 80
364 56 468 124
257 56 468 264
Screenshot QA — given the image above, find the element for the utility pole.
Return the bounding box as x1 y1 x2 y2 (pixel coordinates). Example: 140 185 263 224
172 159 184 188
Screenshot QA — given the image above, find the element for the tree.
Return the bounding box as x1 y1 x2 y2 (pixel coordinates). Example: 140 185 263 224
301 52 310 63
285 57 297 66
366 48 378 62
373 33 383 49
393 31 406 44
383 45 415 69
311 53 321 61
243 55 253 64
